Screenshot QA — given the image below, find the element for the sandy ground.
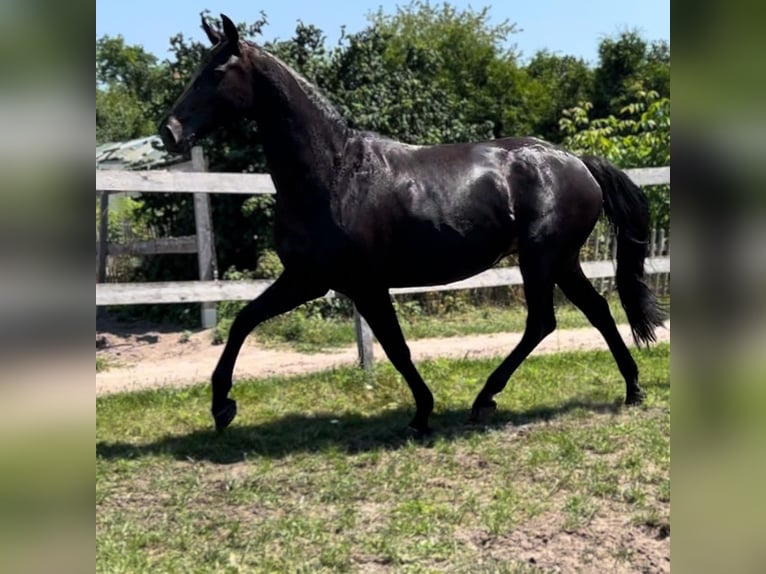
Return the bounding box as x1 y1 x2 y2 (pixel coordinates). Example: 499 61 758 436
96 321 669 396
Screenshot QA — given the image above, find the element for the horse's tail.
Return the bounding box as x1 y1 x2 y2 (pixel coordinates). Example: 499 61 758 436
580 155 667 346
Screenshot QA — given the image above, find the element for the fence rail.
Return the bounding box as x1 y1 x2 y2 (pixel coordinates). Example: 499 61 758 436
95 257 670 306
98 236 198 256
96 170 275 195
96 150 669 367
96 166 670 194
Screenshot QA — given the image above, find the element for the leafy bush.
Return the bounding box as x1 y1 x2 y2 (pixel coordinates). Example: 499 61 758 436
560 90 670 229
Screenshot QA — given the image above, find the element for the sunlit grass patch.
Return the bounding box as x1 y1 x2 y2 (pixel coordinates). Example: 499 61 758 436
97 344 669 573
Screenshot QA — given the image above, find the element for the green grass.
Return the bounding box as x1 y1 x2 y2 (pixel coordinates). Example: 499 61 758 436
97 344 669 573
214 295 652 353
96 356 111 372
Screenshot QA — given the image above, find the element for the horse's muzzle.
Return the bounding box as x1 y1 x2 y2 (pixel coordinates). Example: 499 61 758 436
159 116 186 153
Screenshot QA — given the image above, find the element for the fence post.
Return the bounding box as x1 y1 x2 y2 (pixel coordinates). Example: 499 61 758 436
191 146 218 329
353 305 374 372
593 228 603 294
658 228 668 295
650 228 659 290
97 190 110 283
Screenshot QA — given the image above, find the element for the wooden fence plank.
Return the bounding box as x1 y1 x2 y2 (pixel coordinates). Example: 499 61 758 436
96 280 273 306
96 170 275 195
389 267 524 295
625 167 670 187
96 166 669 196
95 257 669 306
101 236 198 256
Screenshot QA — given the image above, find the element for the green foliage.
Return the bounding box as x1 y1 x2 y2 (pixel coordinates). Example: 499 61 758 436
103 196 152 244
96 36 160 99
592 31 670 119
96 35 173 144
525 51 594 141
95 195 154 283
255 249 284 279
327 23 493 144
96 87 154 144
368 1 527 139
560 90 670 228
560 91 670 167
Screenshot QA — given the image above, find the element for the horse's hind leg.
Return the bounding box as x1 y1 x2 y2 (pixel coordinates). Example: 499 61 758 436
351 290 434 434
469 259 557 423
211 270 327 431
556 263 644 404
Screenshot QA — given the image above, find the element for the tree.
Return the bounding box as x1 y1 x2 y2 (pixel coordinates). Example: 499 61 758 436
524 50 593 142
97 36 160 101
96 36 172 143
591 31 671 120
324 23 494 145
96 87 152 144
559 90 670 228
365 1 532 140
644 40 670 99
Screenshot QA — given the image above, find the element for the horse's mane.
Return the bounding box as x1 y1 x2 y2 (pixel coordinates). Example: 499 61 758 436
245 41 347 128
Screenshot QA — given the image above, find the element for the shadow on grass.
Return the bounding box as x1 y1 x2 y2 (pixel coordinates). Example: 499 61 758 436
97 398 626 464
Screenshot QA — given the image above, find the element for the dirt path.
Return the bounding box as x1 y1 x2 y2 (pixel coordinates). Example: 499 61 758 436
96 321 669 397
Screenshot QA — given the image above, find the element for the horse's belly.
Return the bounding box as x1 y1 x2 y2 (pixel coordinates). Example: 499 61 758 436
381 225 516 288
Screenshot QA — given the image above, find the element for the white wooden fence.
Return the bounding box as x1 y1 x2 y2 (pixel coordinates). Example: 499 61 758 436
96 148 669 368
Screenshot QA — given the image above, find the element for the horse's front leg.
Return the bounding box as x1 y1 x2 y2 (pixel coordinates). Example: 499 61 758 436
211 270 327 431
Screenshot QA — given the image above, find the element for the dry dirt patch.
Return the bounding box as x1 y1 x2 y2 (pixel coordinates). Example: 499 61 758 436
456 506 669 573
96 321 669 396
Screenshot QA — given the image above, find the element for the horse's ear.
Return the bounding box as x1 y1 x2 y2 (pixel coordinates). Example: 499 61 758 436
201 16 221 45
220 14 240 54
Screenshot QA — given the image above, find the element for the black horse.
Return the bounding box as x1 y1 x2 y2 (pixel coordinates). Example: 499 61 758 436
159 14 666 434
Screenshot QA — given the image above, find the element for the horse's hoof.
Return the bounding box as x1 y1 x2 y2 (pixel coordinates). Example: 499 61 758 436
467 400 497 425
625 390 646 406
212 398 237 432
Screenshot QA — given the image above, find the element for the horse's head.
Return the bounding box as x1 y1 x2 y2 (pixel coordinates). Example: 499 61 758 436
159 14 254 153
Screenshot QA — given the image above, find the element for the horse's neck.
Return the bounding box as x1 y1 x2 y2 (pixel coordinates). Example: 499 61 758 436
250 61 347 193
